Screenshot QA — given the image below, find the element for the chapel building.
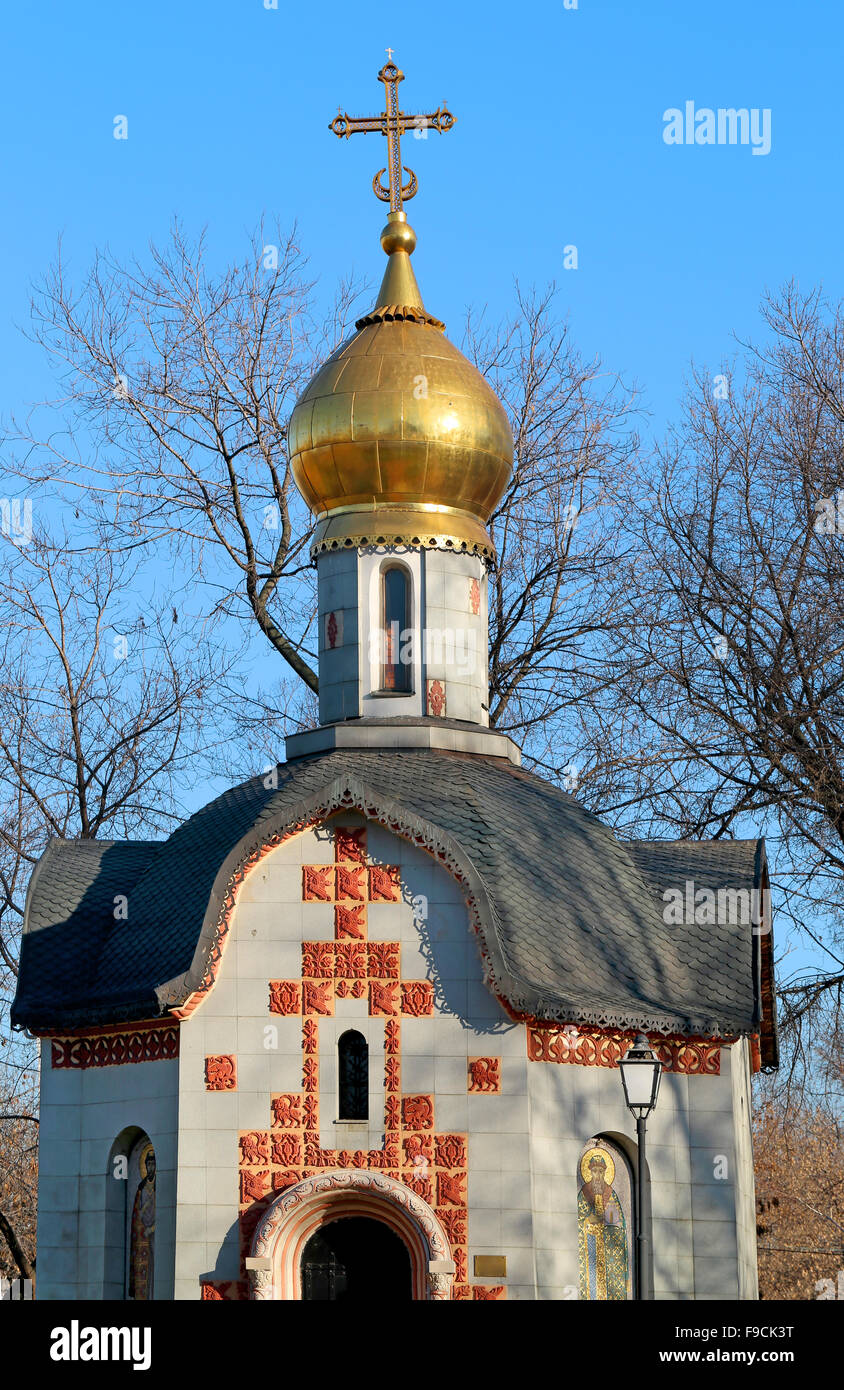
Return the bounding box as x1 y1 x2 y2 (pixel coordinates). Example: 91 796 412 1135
13 61 777 1301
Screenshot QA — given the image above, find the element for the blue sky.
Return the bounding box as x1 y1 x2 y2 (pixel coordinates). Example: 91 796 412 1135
1 0 840 427
0 1 839 997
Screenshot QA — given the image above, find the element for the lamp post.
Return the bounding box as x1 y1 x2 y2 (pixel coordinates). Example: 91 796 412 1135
619 1033 663 1300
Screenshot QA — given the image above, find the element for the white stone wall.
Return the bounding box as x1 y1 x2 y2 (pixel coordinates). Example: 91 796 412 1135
35 1042 178 1300
731 1038 760 1299
317 548 360 724
34 817 757 1302
526 1041 755 1299
174 814 534 1298
316 545 489 725
422 548 489 725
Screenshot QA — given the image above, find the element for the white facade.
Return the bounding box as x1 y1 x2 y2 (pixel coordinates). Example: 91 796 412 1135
317 546 490 726
35 811 758 1300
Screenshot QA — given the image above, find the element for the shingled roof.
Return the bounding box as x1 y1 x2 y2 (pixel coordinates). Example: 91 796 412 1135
11 746 775 1049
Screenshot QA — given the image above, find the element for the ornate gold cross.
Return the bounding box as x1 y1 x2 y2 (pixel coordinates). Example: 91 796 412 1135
330 60 456 213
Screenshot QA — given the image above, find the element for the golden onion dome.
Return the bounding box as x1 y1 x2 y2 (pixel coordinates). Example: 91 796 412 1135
288 211 514 558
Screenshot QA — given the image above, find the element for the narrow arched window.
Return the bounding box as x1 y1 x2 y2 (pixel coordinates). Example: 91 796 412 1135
338 1030 368 1120
381 565 411 692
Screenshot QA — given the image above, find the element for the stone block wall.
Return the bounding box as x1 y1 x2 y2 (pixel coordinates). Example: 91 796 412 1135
35 1044 178 1300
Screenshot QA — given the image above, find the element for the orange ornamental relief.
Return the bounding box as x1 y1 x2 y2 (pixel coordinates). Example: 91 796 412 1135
51 1023 179 1070
468 1057 500 1092
233 825 473 1301
526 1023 727 1075
205 1054 237 1091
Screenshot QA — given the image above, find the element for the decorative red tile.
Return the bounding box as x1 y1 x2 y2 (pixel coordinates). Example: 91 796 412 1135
205 1054 237 1091
336 864 366 901
302 864 334 902
239 1131 270 1165
468 1057 501 1093
272 1168 303 1191
336 979 366 999
335 827 367 864
303 980 334 1015
335 904 366 939
402 1094 434 1130
469 577 481 616
435 1134 467 1170
269 980 301 1015
402 981 434 1016
368 942 399 978
271 1095 303 1128
271 1132 302 1166
239 1169 270 1204
402 1133 433 1167
436 1208 467 1245
426 679 446 717
473 1285 506 1300
325 610 341 650
368 865 401 902
402 1173 434 1204
302 941 334 978
334 942 367 978
437 1171 466 1206
369 980 399 1016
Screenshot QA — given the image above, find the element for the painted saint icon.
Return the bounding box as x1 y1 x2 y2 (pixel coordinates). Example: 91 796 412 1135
577 1142 631 1300
129 1143 156 1299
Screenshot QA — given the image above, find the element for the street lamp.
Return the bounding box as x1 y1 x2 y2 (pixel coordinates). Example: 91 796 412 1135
619 1033 663 1300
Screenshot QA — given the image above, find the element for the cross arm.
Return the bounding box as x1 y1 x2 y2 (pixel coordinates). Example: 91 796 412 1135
397 106 456 135
329 113 386 138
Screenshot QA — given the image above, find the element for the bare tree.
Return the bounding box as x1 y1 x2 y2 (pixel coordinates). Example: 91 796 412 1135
754 1069 844 1299
0 524 229 1275
0 1080 37 1285
572 283 844 1100
12 222 369 699
462 288 636 766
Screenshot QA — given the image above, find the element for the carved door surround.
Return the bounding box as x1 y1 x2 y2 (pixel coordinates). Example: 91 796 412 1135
246 1170 454 1300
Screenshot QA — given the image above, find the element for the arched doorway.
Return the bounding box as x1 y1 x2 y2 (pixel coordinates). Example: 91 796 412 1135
247 1170 454 1299
301 1217 412 1301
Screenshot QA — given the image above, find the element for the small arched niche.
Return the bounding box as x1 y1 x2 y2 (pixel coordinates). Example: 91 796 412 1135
577 1135 634 1300
105 1127 156 1300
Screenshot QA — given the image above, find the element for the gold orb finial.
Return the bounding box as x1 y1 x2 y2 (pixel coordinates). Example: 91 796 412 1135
380 212 417 256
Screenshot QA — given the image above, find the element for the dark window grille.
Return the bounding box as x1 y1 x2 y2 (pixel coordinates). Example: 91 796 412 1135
338 1030 368 1120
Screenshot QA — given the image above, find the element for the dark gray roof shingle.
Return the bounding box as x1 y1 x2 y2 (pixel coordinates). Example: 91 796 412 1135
12 749 772 1039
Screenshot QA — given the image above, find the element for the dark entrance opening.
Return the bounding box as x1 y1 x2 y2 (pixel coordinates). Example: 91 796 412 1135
300 1216 413 1301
